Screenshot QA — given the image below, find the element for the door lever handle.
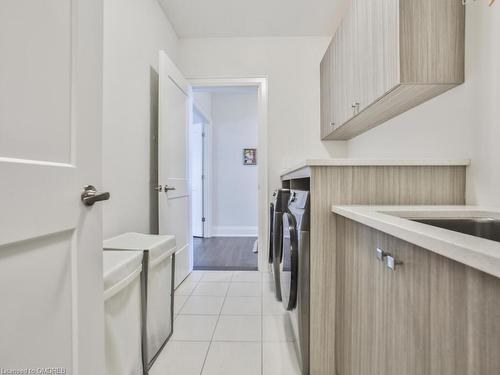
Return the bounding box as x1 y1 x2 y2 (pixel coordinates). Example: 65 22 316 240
81 185 110 206
164 185 176 192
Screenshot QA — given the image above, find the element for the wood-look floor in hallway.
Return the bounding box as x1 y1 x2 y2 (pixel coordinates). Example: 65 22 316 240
193 237 258 271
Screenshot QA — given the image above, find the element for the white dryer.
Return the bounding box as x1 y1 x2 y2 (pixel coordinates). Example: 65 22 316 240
269 189 290 301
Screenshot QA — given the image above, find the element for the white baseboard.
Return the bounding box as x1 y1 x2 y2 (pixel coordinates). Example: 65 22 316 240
212 226 258 237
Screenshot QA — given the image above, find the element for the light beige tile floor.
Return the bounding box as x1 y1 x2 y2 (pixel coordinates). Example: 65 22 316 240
221 296 262 315
152 270 302 375
179 296 225 315
212 315 262 342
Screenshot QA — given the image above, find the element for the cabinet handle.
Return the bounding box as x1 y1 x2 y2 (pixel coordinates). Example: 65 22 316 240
376 248 387 262
330 121 336 128
385 255 403 271
351 102 361 115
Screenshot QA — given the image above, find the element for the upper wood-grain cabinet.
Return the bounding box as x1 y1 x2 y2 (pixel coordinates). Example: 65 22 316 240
320 0 465 140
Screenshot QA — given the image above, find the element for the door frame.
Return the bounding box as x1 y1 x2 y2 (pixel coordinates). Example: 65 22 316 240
189 117 209 238
189 77 269 271
192 101 213 238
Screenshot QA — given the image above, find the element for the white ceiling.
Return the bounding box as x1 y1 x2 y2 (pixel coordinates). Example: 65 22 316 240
158 0 345 38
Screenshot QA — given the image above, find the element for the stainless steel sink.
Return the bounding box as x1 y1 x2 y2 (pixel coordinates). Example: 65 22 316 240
410 218 500 243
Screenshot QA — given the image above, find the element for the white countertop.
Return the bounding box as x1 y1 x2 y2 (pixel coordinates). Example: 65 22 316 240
280 159 470 177
332 205 500 278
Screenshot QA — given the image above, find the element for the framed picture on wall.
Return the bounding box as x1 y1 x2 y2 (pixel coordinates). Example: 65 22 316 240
243 148 257 165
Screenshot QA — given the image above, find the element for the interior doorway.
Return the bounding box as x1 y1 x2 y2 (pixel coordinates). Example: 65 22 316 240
189 85 262 271
190 108 208 238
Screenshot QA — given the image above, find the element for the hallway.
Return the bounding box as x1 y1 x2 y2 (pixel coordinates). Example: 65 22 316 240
193 237 258 270
150 271 302 375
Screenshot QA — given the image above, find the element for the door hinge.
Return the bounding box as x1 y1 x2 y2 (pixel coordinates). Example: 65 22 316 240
202 132 206 137
202 217 206 222
201 174 205 180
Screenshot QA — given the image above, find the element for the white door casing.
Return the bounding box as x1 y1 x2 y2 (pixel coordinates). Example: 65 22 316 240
190 123 204 238
0 0 104 374
189 78 268 271
158 51 192 287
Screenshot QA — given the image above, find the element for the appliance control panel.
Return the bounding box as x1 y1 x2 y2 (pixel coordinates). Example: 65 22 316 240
290 190 309 209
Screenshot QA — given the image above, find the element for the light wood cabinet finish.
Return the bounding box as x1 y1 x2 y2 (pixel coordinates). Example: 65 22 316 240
320 0 465 140
336 218 432 375
336 218 500 375
283 165 466 375
327 84 457 140
342 3 357 126
320 42 333 137
332 29 345 130
429 254 500 375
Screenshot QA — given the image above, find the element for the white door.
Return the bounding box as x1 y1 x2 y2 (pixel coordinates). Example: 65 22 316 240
158 51 192 288
190 123 204 238
0 0 104 374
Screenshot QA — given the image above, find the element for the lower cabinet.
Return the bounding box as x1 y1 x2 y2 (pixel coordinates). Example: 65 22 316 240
335 217 500 375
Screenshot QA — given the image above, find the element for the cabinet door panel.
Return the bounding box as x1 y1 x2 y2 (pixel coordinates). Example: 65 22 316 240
428 254 468 375
379 0 400 93
378 232 431 375
342 4 357 124
356 0 400 111
331 27 343 129
337 220 431 375
336 219 387 375
464 268 500 375
354 0 372 112
429 253 500 375
320 42 333 138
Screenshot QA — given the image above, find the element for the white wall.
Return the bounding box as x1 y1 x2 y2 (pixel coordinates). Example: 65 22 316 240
347 4 500 208
179 37 348 196
193 92 213 122
103 0 179 238
211 91 259 237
